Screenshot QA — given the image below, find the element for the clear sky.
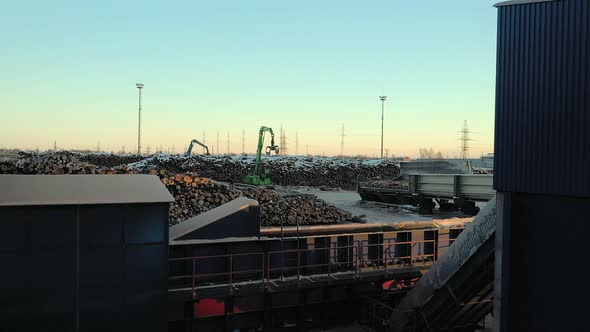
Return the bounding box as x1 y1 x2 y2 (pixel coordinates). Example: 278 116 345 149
1 0 498 158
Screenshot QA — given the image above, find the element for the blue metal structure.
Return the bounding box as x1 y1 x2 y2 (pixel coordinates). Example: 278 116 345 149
494 1 590 331
494 0 589 196
0 175 174 332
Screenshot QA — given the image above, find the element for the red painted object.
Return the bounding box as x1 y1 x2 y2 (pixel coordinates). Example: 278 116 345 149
194 298 242 318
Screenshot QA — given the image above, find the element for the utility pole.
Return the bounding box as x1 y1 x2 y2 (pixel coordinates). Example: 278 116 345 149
227 132 230 155
54 140 57 151
203 131 207 154
96 141 101 153
242 129 246 155
146 145 151 155
340 124 345 156
306 144 309 156
136 82 144 155
379 95 387 159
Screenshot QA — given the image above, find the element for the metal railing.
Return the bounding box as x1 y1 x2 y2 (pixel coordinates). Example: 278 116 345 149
266 244 360 285
169 252 266 293
169 239 439 296
357 240 437 270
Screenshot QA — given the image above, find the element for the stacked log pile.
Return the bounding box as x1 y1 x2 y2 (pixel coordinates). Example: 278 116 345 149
265 157 399 189
157 170 358 226
78 153 145 168
3 152 400 190
241 188 356 226
0 151 136 175
129 155 400 189
0 152 391 226
0 151 99 175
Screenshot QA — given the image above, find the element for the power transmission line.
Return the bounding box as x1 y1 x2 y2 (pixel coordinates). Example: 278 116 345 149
340 124 345 156
459 120 472 159
295 131 299 155
242 130 246 155
216 131 220 155
279 125 288 155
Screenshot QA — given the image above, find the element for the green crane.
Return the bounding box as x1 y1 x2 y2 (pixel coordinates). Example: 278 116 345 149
243 126 280 185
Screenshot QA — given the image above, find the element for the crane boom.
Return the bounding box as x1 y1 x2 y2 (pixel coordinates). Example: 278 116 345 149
186 139 210 156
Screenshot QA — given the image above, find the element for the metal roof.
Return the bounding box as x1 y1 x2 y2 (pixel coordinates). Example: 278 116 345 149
0 175 174 206
494 0 558 7
169 197 259 242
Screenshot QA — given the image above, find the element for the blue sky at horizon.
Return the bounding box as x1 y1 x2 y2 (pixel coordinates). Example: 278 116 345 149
1 0 499 157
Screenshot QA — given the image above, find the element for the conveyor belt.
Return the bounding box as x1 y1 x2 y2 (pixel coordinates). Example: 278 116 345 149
388 196 496 331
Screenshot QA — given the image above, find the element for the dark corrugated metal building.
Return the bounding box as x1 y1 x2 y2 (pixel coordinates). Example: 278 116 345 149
0 175 174 332
494 0 590 331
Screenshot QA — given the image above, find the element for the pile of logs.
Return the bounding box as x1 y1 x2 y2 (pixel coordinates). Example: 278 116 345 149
0 151 137 175
156 170 359 226
163 173 243 223
3 152 401 190
0 151 99 175
0 152 383 226
130 155 400 189
241 188 357 226
78 153 145 168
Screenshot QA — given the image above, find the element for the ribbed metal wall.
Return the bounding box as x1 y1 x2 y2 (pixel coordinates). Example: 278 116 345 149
0 203 169 332
494 0 590 196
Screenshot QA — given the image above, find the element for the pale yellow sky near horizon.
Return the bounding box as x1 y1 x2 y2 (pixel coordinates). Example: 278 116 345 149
1 91 495 158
